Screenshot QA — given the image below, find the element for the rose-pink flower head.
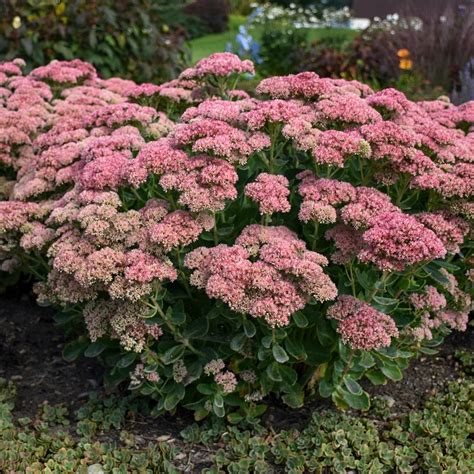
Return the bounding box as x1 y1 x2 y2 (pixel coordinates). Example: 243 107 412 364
340 186 397 230
31 59 97 84
415 211 469 254
148 210 205 251
327 295 398 350
187 225 336 327
359 211 447 271
84 103 157 129
179 53 254 80
159 154 238 212
366 88 411 116
314 94 382 125
245 173 291 215
410 285 447 311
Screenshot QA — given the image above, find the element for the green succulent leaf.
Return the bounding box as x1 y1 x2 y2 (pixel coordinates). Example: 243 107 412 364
272 344 289 363
344 376 363 395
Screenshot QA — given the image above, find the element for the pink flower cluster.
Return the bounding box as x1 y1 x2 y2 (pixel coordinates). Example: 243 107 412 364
359 211 446 271
256 71 373 100
128 78 201 107
185 225 336 327
409 284 470 340
34 192 180 352
245 173 291 215
180 53 255 80
172 118 270 165
415 211 469 253
296 172 451 271
327 295 399 350
31 59 97 84
298 171 355 223
83 299 163 352
204 359 238 393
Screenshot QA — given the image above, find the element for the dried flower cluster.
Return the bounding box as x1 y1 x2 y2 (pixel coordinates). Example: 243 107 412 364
1 54 472 417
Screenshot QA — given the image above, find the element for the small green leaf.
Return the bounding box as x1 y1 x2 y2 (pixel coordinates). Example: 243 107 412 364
272 344 289 363
214 393 224 408
116 352 137 369
243 319 256 338
183 317 209 339
171 302 186 325
372 296 398 312
213 400 225 418
282 390 304 408
162 345 185 365
380 365 403 381
365 369 387 385
285 338 307 361
341 388 370 410
359 352 375 368
319 379 335 398
197 384 214 395
261 335 272 348
293 311 308 328
419 347 438 355
316 318 335 347
84 341 107 358
432 259 459 272
164 385 185 411
266 362 282 382
424 263 451 286
227 412 244 424
63 339 87 362
230 333 247 352
344 376 363 395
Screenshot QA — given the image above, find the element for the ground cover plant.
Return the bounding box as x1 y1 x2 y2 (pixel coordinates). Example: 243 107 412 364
0 54 473 424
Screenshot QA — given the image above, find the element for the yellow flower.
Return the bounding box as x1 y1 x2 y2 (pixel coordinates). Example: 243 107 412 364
399 59 413 70
55 2 66 16
397 48 410 59
12 16 22 29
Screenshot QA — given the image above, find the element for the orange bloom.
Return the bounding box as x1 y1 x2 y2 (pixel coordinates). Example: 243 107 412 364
399 59 413 70
397 49 410 58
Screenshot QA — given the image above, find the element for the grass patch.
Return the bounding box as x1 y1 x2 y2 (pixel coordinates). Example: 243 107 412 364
189 15 357 64
189 15 247 64
1 351 472 473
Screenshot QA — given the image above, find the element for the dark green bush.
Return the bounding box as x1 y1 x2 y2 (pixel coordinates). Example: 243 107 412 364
259 27 307 76
0 0 189 83
184 0 231 36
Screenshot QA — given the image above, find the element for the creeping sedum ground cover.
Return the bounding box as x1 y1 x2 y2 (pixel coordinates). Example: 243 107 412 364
0 54 472 420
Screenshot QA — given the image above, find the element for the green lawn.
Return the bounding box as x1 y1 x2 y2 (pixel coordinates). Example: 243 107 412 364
189 15 247 64
189 15 357 64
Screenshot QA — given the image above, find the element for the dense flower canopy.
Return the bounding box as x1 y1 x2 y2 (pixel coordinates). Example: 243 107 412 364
0 54 472 417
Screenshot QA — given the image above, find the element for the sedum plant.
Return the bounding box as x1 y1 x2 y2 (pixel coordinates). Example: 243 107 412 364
0 54 472 421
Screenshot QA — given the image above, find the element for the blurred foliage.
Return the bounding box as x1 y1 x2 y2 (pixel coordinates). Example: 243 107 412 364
184 0 231 36
296 26 448 100
271 0 351 7
0 0 190 83
229 0 255 16
259 26 307 76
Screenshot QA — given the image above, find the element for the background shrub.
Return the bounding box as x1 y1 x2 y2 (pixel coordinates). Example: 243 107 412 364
184 0 231 36
0 0 189 83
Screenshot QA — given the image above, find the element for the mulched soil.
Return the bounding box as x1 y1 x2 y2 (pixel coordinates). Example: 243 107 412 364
0 288 472 462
